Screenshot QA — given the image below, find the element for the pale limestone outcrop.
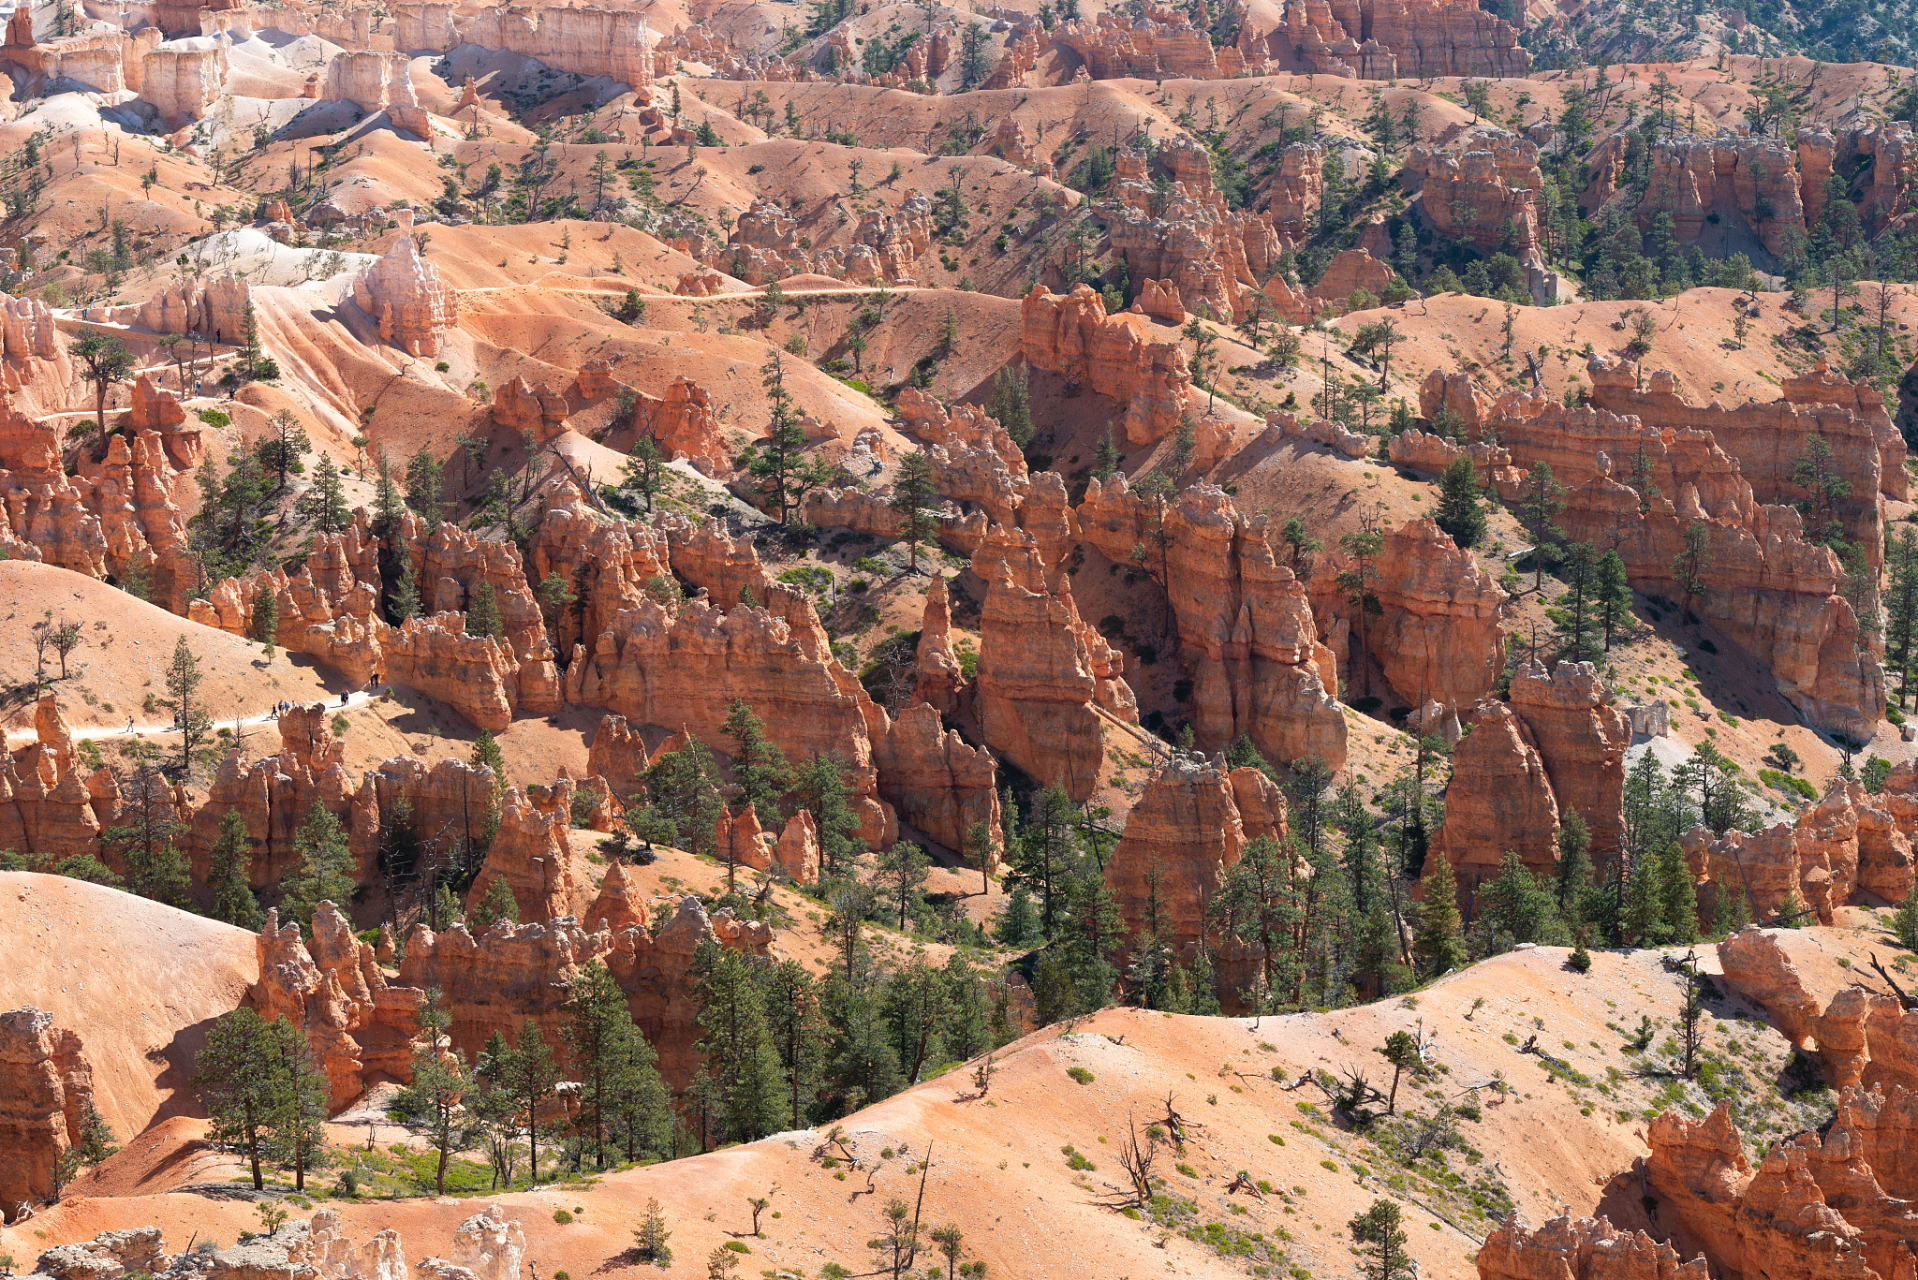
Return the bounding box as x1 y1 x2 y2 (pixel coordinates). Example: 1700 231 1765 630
351 211 458 357
392 4 653 98
975 528 1136 800
139 39 228 127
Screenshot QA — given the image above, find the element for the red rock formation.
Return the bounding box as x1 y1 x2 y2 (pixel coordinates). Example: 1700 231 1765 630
1256 0 1527 77
380 614 519 731
1104 757 1286 958
1509 660 1630 863
586 714 651 800
714 803 770 873
0 1006 93 1217
1105 139 1283 324
975 528 1137 800
1308 518 1506 712
464 784 586 923
1267 142 1326 245
1715 927 1918 1093
251 904 425 1111
1477 369 1888 735
1648 1089 1918 1280
492 376 570 444
1418 368 1496 438
913 574 964 715
1477 1213 1710 1280
399 893 768 1088
874 701 1001 858
1078 479 1345 769
774 811 820 884
1431 699 1559 887
562 590 894 846
1020 283 1191 445
1405 127 1544 266
812 195 934 286
1051 4 1235 79
351 211 458 358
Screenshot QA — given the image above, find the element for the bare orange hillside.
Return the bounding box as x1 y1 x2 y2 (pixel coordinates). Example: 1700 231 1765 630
0 873 259 1145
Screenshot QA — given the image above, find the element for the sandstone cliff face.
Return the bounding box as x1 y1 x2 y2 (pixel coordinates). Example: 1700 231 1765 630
874 701 1001 859
1431 699 1559 886
1475 364 1888 736
1259 0 1528 78
1405 126 1543 266
1308 517 1506 713
1648 1088 1918 1280
463 785 587 924
1477 1213 1710 1280
1078 479 1345 770
913 574 965 715
351 212 458 357
1591 125 1914 263
392 3 653 97
399 894 767 1088
1020 284 1191 446
1508 660 1630 863
975 529 1136 801
0 1007 93 1218
139 39 228 127
1104 757 1286 960
251 905 425 1112
1105 138 1282 324
1051 5 1232 79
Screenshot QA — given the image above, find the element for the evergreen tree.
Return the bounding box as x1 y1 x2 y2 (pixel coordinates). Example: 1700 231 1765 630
505 1020 560 1182
296 454 351 534
465 581 504 639
1414 852 1467 977
1624 842 1668 946
391 550 421 623
1891 885 1918 950
1350 1199 1415 1280
370 446 405 540
631 739 725 858
1008 785 1079 937
405 447 446 527
1212 834 1304 1007
1595 549 1632 651
994 885 1044 948
1554 810 1595 928
876 841 930 930
1887 524 1918 707
470 876 520 931
820 955 905 1115
1480 850 1565 947
1671 519 1712 619
1657 841 1699 943
722 700 792 828
1516 462 1566 592
1434 455 1485 548
889 452 938 572
106 760 190 908
1093 428 1121 481
633 1200 673 1267
395 1031 471 1194
191 1009 307 1190
163 636 211 777
880 958 951 1083
692 941 787 1143
789 753 864 876
279 802 355 937
248 578 280 658
990 364 1034 451
763 959 825 1129
565 960 659 1168
1555 541 1601 661
207 807 261 928
747 350 831 523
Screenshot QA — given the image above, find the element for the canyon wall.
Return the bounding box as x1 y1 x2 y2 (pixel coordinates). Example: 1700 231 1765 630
391 3 653 97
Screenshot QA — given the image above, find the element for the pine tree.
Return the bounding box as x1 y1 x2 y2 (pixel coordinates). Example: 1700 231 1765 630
391 550 421 622
207 807 260 928
1008 786 1079 938
163 636 211 777
1595 549 1632 651
889 451 938 572
405 447 446 527
1516 461 1566 592
470 876 520 930
371 447 405 540
1350 1199 1415 1280
506 1020 560 1182
1213 834 1304 1007
192 1009 308 1190
1434 455 1485 548
106 761 190 908
465 581 503 639
279 802 355 937
722 700 792 830
396 1032 471 1194
789 753 863 876
990 365 1034 451
1414 852 1468 977
1554 809 1595 927
296 454 351 534
565 960 657 1168
763 959 825 1129
1657 841 1698 943
248 578 279 659
692 941 788 1143
1093 428 1121 481
1892 885 1918 950
633 1199 674 1267
1624 844 1667 946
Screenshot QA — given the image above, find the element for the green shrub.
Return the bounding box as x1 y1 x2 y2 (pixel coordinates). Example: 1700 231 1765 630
1066 1066 1094 1085
553 1210 573 1225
